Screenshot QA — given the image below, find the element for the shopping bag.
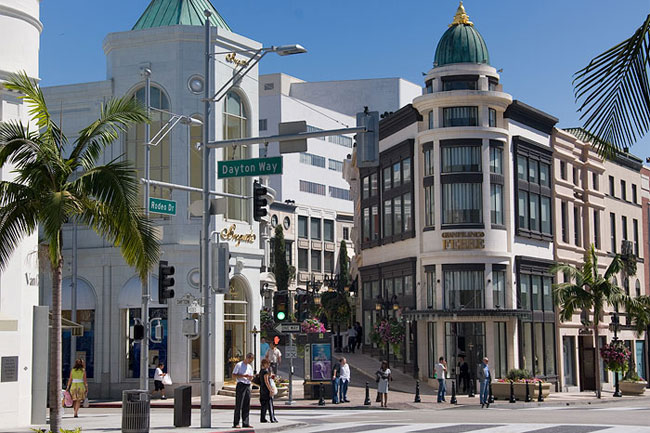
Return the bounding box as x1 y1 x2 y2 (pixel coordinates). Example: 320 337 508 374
375 392 381 403
62 390 73 408
269 378 277 397
83 397 89 408
162 374 172 386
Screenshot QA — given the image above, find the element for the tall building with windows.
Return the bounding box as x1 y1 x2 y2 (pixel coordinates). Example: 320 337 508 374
554 128 646 392
260 73 420 303
347 3 561 383
41 0 265 398
0 0 42 428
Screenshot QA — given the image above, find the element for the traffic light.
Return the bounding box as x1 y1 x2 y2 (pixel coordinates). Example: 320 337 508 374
274 292 288 321
158 260 175 304
132 322 145 340
212 242 231 293
356 108 379 168
253 180 268 222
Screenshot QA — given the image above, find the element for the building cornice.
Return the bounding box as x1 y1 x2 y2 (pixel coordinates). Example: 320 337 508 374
378 104 422 141
505 100 558 134
0 4 43 32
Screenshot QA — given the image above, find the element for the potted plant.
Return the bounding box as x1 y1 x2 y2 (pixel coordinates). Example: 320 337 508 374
301 317 326 334
600 341 630 375
492 368 551 400
370 318 405 357
619 368 647 395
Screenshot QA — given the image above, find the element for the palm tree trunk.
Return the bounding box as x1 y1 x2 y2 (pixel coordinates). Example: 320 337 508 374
49 258 63 432
593 308 602 398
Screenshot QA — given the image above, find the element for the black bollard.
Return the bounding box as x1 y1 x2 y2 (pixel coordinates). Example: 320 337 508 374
450 381 458 405
509 381 516 403
537 380 544 402
468 378 475 398
318 382 326 406
524 380 532 402
488 382 494 404
364 382 371 406
414 380 421 403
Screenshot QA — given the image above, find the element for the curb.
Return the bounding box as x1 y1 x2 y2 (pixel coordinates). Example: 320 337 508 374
89 402 389 410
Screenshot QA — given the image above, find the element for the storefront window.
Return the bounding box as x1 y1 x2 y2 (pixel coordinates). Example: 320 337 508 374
494 322 507 378
492 269 506 309
442 146 481 173
442 183 482 225
428 322 436 378
444 268 484 309
125 307 168 379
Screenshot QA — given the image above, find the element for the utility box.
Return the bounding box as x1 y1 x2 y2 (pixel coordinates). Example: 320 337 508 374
174 385 192 427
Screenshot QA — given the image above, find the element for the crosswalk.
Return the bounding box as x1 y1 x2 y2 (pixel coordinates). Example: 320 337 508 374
288 422 650 433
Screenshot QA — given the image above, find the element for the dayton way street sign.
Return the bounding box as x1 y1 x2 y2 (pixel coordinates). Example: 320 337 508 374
274 322 301 334
218 156 283 179
149 197 177 216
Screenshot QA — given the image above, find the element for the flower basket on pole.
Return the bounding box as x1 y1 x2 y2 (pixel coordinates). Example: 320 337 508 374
370 319 405 356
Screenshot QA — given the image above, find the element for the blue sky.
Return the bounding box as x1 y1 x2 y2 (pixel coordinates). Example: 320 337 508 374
40 0 650 156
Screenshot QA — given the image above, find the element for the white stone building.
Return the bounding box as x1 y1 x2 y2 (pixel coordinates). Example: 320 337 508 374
0 0 42 428
42 0 266 398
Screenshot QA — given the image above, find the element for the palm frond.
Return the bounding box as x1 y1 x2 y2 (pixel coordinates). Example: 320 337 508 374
70 97 148 169
0 183 39 269
625 295 650 336
0 121 42 168
573 14 650 154
4 71 66 150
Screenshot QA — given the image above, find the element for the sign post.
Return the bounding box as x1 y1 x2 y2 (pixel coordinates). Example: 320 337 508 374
274 323 300 405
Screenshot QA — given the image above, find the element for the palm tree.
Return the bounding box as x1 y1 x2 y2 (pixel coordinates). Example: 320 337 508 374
573 14 650 158
0 72 159 432
552 245 650 397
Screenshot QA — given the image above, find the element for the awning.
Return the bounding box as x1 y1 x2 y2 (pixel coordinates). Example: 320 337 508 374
49 313 84 336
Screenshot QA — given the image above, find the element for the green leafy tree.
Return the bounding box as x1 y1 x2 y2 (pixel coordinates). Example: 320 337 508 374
552 245 650 397
272 224 289 292
320 290 351 330
337 239 349 291
0 72 159 432
573 14 650 157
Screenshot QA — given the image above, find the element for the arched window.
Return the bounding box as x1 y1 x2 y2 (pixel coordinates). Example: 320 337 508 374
125 85 172 217
624 277 630 296
223 91 250 222
635 279 641 297
189 115 203 216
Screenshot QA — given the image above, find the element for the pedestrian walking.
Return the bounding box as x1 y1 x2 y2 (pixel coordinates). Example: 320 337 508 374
65 359 87 418
435 356 447 403
331 357 341 403
232 352 255 428
354 322 363 350
152 363 167 400
259 358 278 423
347 325 357 353
339 358 351 402
376 360 391 408
260 337 270 359
457 355 470 393
265 342 282 375
478 357 492 408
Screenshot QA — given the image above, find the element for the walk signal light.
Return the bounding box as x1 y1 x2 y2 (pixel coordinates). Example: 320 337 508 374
132 323 145 340
253 180 268 222
158 260 175 304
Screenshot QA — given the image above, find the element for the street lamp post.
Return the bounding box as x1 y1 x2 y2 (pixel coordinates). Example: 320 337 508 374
375 294 398 366
611 312 622 397
251 325 260 374
199 10 306 427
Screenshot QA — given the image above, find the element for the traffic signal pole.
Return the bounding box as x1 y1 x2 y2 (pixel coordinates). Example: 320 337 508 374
140 68 151 391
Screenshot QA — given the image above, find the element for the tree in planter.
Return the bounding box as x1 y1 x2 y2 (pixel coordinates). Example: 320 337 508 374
337 240 349 292
272 225 289 292
0 72 159 433
552 244 650 398
320 290 351 333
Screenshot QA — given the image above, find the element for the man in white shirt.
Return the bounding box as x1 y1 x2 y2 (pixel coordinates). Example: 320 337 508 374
265 342 282 374
232 353 254 428
347 326 357 353
338 358 351 403
435 356 447 403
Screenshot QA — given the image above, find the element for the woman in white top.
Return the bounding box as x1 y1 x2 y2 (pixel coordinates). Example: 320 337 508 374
376 360 391 408
153 363 167 399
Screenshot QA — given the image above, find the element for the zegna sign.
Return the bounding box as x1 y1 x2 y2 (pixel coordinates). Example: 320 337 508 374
442 231 485 250
220 224 256 246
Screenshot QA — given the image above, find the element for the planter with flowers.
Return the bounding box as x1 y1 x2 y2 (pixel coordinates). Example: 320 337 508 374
619 369 647 395
301 318 326 334
370 319 405 357
492 368 551 400
600 341 630 374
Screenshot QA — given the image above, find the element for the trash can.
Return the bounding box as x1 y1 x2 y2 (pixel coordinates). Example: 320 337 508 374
174 386 192 427
121 390 150 433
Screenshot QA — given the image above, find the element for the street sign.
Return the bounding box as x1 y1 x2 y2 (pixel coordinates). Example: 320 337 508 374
217 156 283 179
149 197 177 215
274 322 301 334
285 346 298 359
278 121 308 153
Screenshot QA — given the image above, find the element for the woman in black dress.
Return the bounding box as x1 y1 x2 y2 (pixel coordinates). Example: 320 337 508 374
259 359 277 423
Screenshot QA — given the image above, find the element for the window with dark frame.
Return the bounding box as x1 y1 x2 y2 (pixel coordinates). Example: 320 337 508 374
441 139 483 226
298 216 308 238
621 179 627 201
561 201 568 243
593 210 601 249
442 75 478 91
609 176 615 196
573 206 581 247
610 212 617 253
632 184 638 203
560 160 567 180
514 137 553 240
633 219 639 256
592 172 599 190
622 215 628 241
442 106 478 127
423 143 435 229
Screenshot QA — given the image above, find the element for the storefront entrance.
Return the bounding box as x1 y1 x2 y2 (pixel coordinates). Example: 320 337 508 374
224 277 249 379
445 322 486 379
578 336 596 391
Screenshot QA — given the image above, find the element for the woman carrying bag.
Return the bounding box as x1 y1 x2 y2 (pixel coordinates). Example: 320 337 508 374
259 359 278 423
66 359 88 418
376 360 391 408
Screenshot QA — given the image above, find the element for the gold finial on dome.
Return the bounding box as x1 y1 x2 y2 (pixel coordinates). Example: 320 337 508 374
449 1 473 27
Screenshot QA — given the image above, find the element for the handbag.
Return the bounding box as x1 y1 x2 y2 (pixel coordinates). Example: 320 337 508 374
269 378 277 397
251 373 261 385
83 397 89 408
162 374 173 386
62 390 72 408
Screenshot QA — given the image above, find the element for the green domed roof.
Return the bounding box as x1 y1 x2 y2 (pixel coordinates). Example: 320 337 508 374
434 3 489 67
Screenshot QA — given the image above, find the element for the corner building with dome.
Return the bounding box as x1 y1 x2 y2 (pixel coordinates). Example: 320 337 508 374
349 3 561 386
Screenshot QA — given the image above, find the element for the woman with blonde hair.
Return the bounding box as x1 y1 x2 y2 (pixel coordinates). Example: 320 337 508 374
66 359 88 417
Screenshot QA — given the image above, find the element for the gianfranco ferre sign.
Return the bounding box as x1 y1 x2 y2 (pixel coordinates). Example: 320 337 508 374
442 231 485 250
